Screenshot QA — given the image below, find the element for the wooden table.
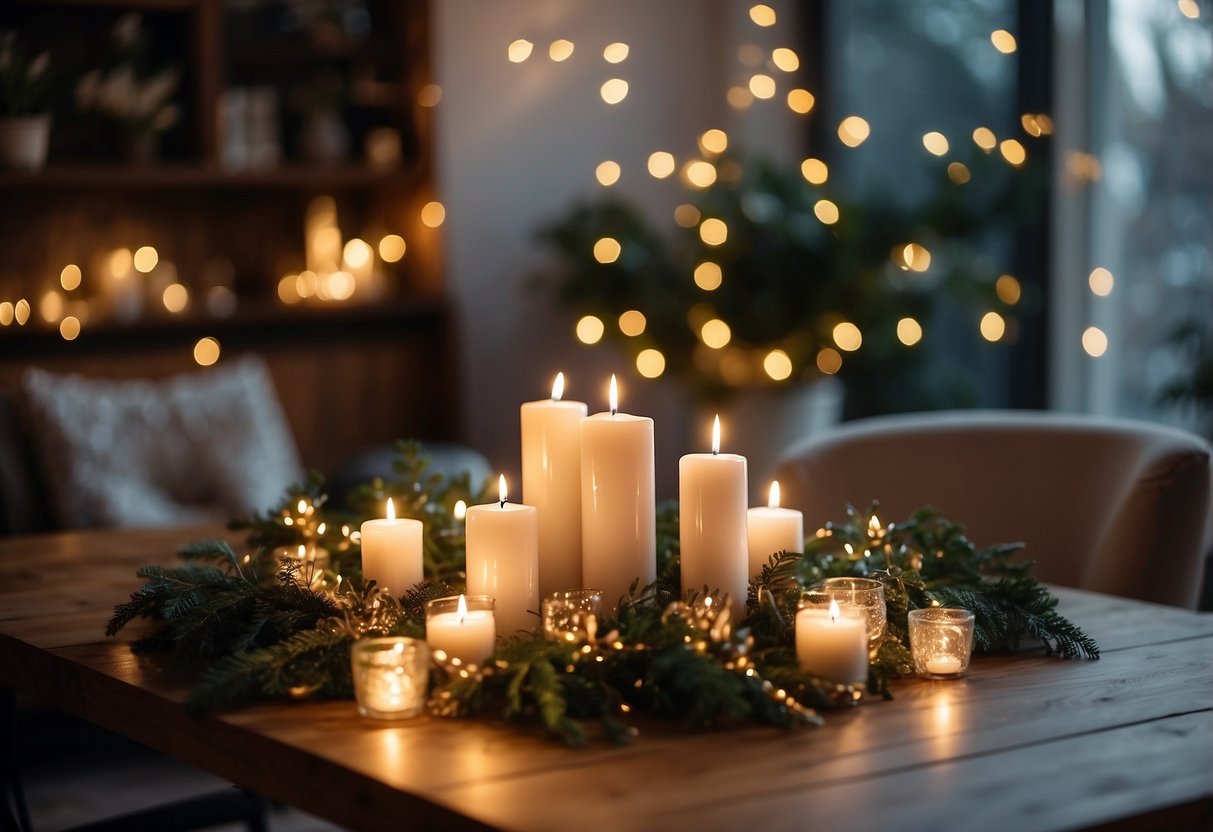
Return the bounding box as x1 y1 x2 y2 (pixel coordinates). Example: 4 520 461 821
1 527 1210 831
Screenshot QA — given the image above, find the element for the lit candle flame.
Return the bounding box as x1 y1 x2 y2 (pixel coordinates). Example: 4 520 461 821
297 544 306 559
317 522 326 535
498 474 508 507
828 599 840 623
552 371 565 401
457 593 468 624
297 499 307 514
711 414 721 455
453 499 467 520
768 480 781 509
609 373 618 415
386 498 396 521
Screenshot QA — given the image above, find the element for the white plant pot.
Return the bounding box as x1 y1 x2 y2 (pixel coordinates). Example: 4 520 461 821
0 114 51 171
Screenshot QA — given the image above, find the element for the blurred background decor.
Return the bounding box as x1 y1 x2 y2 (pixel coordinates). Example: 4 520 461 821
0 29 52 170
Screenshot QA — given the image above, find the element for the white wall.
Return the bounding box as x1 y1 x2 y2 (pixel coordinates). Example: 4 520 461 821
431 0 802 497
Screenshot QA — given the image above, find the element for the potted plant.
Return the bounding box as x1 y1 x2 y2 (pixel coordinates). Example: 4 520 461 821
75 13 180 164
0 31 53 171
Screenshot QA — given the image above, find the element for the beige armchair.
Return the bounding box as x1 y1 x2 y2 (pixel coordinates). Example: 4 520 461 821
774 410 1213 609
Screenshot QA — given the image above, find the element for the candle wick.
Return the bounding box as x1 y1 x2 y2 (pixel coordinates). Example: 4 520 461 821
610 407 617 416
499 498 506 509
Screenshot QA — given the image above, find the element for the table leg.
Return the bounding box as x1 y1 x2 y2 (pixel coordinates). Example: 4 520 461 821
1 687 31 832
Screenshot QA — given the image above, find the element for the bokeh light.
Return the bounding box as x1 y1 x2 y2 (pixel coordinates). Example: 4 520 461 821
996 274 1022 304
421 201 446 227
764 349 793 381
922 131 949 156
772 47 800 72
749 74 776 99
508 39 533 62
699 129 728 155
417 84 442 107
684 160 717 188
674 203 701 228
576 315 604 344
833 321 862 351
999 139 1026 166
816 347 842 375
801 157 828 184
980 311 1007 342
990 29 1018 54
593 237 621 264
60 264 82 291
549 39 574 61
838 115 871 147
786 88 815 114
59 316 81 341
133 245 158 273
601 78 629 104
619 310 646 336
701 318 732 349
603 42 629 63
947 162 971 184
379 234 406 262
972 127 997 151
636 348 666 378
897 317 923 346
749 4 776 26
694 261 723 291
647 151 676 178
1088 267 1114 296
814 199 840 225
596 160 621 186
1082 326 1108 357
343 238 372 269
162 283 189 313
193 336 221 366
699 218 728 246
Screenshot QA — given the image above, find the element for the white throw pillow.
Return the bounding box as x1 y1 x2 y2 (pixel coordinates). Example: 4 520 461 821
23 356 302 528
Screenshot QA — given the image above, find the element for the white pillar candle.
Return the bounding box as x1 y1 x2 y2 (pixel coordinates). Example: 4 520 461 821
360 498 423 596
679 415 749 619
580 375 656 610
796 600 869 684
465 476 539 637
746 480 805 578
521 372 588 598
425 594 497 666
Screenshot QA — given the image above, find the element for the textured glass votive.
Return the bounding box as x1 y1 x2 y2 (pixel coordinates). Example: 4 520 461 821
819 577 886 649
542 589 603 643
909 607 975 679
351 637 430 719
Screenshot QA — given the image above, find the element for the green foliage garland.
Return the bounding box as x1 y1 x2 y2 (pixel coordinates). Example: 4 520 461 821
108 444 1097 745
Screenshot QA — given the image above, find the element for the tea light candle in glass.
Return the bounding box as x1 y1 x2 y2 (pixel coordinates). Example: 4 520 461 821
350 637 430 720
819 576 886 650
909 607 975 678
425 594 496 667
795 596 869 685
542 589 603 643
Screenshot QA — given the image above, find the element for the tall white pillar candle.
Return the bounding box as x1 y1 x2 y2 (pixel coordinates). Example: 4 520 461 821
746 480 805 578
360 498 423 596
521 372 588 598
795 600 869 684
465 476 539 637
679 415 749 619
581 375 656 610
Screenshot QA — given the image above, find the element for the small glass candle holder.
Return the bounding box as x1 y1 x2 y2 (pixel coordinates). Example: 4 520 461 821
818 577 886 649
542 589 603 643
350 637 430 720
909 607 975 679
425 594 496 667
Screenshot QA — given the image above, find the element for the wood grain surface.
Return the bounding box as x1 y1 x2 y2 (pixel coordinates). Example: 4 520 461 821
1 527 1210 831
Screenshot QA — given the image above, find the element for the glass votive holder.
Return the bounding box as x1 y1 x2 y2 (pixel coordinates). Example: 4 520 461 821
908 607 976 679
818 577 886 649
542 589 603 643
424 594 496 667
350 637 430 720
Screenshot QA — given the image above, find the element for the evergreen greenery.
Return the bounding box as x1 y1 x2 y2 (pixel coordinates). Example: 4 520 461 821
108 445 1097 746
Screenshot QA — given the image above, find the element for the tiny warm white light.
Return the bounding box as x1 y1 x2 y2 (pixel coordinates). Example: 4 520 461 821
343 238 372 269
996 274 1022 304
636 348 665 379
694 261 722 291
1000 139 1027 166
379 234 406 263
801 157 828 184
749 4 776 26
417 84 442 107
838 116 871 147
60 264 82 291
902 242 932 272
618 309 646 336
1082 326 1108 357
700 318 732 349
764 349 793 381
576 315 605 344
593 237 622 264
772 47 800 72
990 29 1018 54
699 129 728 155
508 39 534 62
421 201 446 228
814 199 840 225
600 78 629 104
1088 267 1114 296
549 39 574 62
647 151 676 179
59 316 81 341
980 311 1007 342
596 160 621 186
768 481 781 508
749 74 776 99
922 131 949 156
133 246 159 274
453 500 467 520
947 162 971 184
162 283 189 313
603 42 629 63
787 89 815 114
684 160 717 188
897 317 923 346
972 127 997 151
193 336 221 366
833 321 863 351
699 218 728 246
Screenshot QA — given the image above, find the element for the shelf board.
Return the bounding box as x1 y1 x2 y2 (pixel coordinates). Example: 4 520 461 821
0 163 420 190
